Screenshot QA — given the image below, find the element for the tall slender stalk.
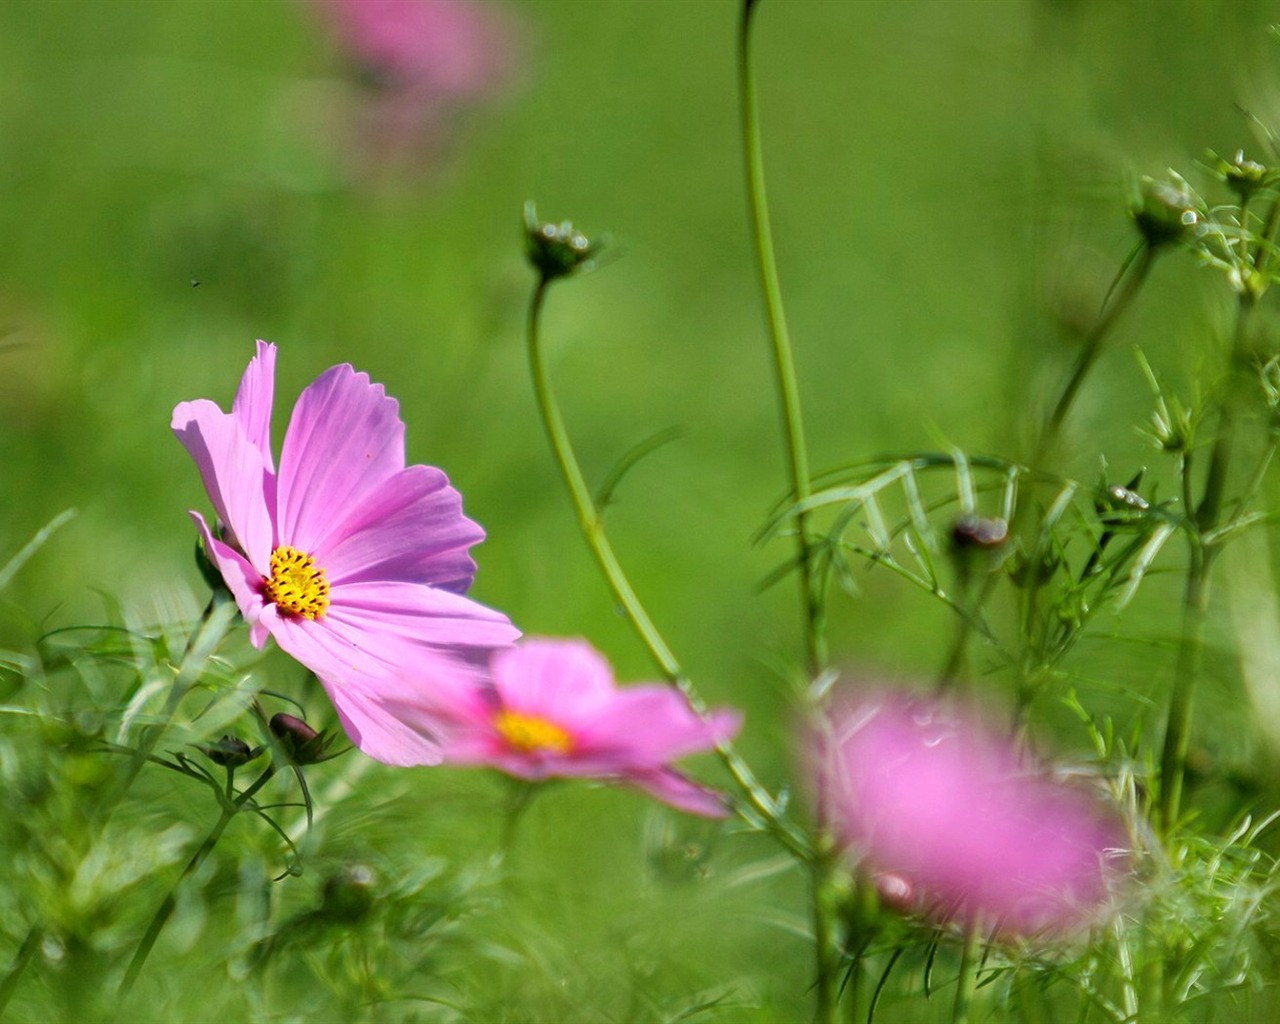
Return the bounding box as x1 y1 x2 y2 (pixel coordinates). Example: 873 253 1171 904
525 276 809 860
1158 292 1257 829
736 4 841 1017
951 918 984 1024
738 0 825 678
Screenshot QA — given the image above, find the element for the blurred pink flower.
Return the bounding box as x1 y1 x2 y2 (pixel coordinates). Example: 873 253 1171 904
813 691 1126 934
310 0 520 167
173 340 519 766
395 637 741 817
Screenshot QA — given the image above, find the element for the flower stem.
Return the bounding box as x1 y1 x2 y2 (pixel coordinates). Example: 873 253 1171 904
736 10 843 1010
119 764 276 996
1035 241 1156 466
808 846 842 1024
1157 292 1257 830
525 277 809 861
738 0 825 679
950 917 984 1024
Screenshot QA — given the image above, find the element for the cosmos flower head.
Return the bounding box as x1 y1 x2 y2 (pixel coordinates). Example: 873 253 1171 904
310 0 520 169
391 637 741 817
172 341 519 766
811 689 1127 935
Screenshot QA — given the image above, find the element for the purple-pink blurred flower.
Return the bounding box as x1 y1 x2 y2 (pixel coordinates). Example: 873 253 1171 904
391 637 741 817
812 690 1126 934
173 341 519 766
310 0 520 168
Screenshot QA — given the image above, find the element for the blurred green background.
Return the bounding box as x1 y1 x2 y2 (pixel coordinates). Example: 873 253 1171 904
4 0 1280 1018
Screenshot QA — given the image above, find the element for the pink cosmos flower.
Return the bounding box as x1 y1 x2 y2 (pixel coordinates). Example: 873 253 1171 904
172 341 519 766
390 637 741 817
812 690 1126 934
309 0 520 169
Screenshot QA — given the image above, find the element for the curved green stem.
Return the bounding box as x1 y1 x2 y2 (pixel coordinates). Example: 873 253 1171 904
527 279 681 680
526 278 808 861
120 765 276 996
1036 242 1156 466
739 0 825 678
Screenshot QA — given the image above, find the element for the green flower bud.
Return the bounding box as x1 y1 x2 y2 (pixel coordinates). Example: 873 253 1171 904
1213 149 1269 200
319 864 378 923
523 201 605 281
194 539 227 596
269 713 338 765
1132 175 1202 248
203 735 261 768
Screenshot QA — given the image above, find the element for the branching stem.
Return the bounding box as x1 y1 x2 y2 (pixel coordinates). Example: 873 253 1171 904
120 764 277 996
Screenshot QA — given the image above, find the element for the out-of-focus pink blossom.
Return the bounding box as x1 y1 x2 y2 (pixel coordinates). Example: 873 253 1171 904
812 690 1126 934
309 0 520 168
173 341 519 766
391 637 741 817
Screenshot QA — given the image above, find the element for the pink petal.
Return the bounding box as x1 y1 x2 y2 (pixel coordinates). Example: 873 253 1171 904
275 363 408 554
316 675 446 766
173 400 275 569
489 638 617 724
626 768 732 818
817 694 1124 934
232 341 277 472
327 580 519 651
190 512 270 647
267 601 511 708
313 464 482 593
579 686 739 761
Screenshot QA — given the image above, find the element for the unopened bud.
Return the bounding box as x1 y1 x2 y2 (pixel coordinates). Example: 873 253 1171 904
523 201 605 281
1009 548 1060 587
874 872 917 916
1103 484 1149 512
203 735 260 768
1132 176 1201 248
194 540 227 595
270 713 337 765
1215 149 1269 200
320 863 377 922
950 515 1008 551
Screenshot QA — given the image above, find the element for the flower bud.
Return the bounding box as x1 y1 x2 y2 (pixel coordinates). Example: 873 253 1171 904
523 201 604 281
1009 547 1059 587
1132 175 1202 248
950 515 1008 551
1214 149 1269 200
270 713 337 765
194 539 228 596
874 872 917 916
1102 484 1149 513
319 863 377 923
203 735 260 768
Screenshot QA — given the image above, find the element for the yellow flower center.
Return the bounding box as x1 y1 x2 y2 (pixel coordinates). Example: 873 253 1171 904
262 546 330 620
494 710 573 755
